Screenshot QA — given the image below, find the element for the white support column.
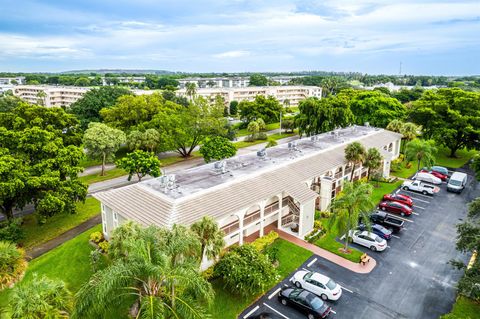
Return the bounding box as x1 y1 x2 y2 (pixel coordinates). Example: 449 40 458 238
320 177 334 211
236 211 245 245
259 200 266 237
383 158 391 179
277 193 283 229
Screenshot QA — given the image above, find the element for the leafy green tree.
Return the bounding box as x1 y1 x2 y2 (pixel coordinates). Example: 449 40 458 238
345 142 366 181
282 118 296 133
393 87 424 103
190 216 225 263
329 181 374 252
400 122 422 153
83 123 126 176
239 95 283 124
0 241 27 290
126 129 161 152
386 119 404 133
345 90 407 127
229 100 238 115
116 150 161 182
247 120 260 140
410 88 480 157
199 136 237 163
0 95 22 112
74 223 212 319
214 244 278 297
405 139 437 171
364 148 383 181
69 86 132 129
10 274 72 318
249 74 268 86
295 96 354 136
0 104 86 220
74 77 91 87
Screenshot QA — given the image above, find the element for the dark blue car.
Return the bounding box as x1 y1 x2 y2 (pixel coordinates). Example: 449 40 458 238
358 223 392 240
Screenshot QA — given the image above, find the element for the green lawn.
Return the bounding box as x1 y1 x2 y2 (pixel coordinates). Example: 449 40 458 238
210 238 312 319
234 132 297 149
20 197 101 249
0 225 102 317
370 180 403 204
390 161 418 179
435 147 477 168
235 122 281 137
441 296 480 319
314 220 363 263
78 167 128 185
159 151 202 166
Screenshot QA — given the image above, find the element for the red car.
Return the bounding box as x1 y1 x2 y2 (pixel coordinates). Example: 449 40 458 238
420 169 448 181
383 193 413 207
379 201 413 216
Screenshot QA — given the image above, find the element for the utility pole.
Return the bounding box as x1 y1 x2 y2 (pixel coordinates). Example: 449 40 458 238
279 110 282 136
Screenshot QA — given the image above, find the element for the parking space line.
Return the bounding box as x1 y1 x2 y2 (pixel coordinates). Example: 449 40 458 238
413 205 425 210
392 234 400 239
243 305 259 318
400 190 433 199
412 212 419 216
410 197 430 204
283 284 288 287
302 267 309 272
331 310 337 314
263 303 290 319
395 215 414 223
387 246 391 248
289 276 294 282
307 258 317 267
268 287 282 300
337 282 354 293
403 227 408 230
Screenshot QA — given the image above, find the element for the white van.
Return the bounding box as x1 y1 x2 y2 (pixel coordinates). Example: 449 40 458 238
414 172 442 185
447 172 468 193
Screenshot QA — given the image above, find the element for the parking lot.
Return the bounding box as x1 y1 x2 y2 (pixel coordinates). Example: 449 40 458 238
239 168 479 319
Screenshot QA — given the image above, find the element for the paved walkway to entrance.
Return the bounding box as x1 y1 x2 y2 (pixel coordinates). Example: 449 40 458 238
275 229 377 274
26 214 101 259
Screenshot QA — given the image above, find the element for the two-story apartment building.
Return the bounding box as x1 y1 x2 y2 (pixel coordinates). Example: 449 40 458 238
94 126 401 248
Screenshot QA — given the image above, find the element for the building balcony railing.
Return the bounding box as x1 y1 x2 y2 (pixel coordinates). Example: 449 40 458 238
221 221 240 236
334 171 343 179
243 211 261 227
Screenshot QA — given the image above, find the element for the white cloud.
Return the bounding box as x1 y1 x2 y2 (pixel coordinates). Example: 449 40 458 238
213 50 251 58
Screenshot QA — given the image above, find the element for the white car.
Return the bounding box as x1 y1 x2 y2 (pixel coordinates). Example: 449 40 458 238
414 172 442 185
291 270 343 301
347 230 387 252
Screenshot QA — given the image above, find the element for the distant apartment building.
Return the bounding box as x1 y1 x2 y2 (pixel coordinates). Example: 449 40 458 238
178 75 304 89
13 85 89 107
177 86 322 106
101 76 146 85
0 77 26 85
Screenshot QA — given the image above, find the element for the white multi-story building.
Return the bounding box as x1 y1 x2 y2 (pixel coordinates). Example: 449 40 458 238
95 126 401 248
101 76 146 85
13 85 89 107
177 86 322 106
0 77 26 85
178 75 304 89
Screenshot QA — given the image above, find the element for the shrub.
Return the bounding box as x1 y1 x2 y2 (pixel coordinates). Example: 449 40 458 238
214 244 279 297
98 241 110 253
256 132 268 140
0 241 27 290
264 245 279 263
266 138 278 148
89 231 104 244
251 231 279 252
0 219 24 243
202 265 216 281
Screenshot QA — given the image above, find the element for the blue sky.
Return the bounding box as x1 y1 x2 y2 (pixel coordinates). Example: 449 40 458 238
0 0 479 75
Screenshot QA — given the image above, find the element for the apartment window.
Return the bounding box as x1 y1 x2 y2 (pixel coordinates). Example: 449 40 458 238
113 212 119 227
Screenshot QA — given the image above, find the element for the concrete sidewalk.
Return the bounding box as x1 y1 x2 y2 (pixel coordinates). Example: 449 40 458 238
276 229 377 274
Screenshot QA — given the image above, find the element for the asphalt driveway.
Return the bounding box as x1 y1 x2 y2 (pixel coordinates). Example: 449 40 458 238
239 168 479 319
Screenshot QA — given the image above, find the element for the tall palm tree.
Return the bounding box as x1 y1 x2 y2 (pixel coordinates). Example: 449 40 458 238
191 216 225 264
401 122 422 153
36 91 47 106
363 148 383 181
405 139 437 171
10 274 72 319
185 82 197 101
74 224 213 319
329 181 375 252
345 142 366 181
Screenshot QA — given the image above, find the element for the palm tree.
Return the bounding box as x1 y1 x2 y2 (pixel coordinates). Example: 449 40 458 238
363 148 383 181
345 142 366 181
10 274 72 319
386 119 404 133
74 224 213 319
405 139 437 171
191 216 225 264
36 91 47 106
185 82 197 101
328 181 375 252
401 122 422 153
0 240 27 290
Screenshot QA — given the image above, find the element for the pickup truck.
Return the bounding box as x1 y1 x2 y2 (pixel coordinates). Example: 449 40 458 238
369 211 404 233
401 180 440 195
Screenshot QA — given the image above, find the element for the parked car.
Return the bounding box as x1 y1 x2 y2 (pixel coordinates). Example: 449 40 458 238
369 211 404 233
419 169 448 181
447 172 468 193
347 230 387 252
278 287 332 319
292 271 342 301
430 166 449 176
379 201 413 216
358 223 392 240
383 193 413 207
414 172 442 185
402 180 440 195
